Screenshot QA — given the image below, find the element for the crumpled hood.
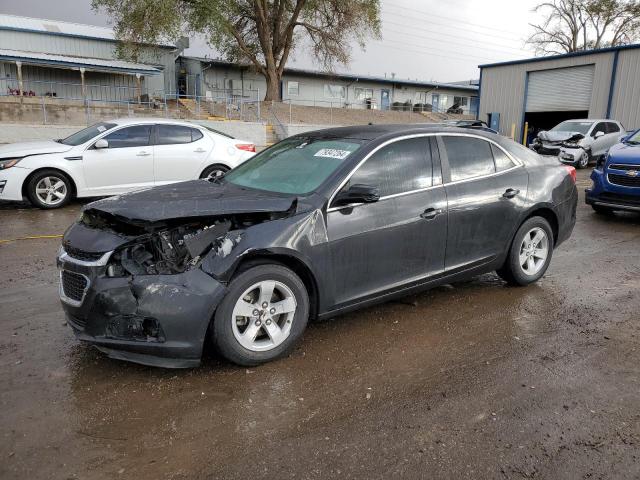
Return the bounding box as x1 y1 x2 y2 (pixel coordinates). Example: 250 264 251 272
84 180 298 223
538 131 585 143
607 142 640 164
0 140 73 158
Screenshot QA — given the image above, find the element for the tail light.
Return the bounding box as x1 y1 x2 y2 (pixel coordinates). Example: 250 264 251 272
564 165 577 183
235 143 256 153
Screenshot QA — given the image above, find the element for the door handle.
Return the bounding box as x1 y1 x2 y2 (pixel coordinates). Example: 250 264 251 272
194 148 207 153
502 188 520 199
420 207 443 220
136 151 151 156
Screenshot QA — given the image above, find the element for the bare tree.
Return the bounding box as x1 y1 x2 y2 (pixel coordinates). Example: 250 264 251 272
92 0 381 101
527 0 640 55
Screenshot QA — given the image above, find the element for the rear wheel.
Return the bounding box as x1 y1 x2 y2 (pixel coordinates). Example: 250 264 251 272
497 216 554 286
26 169 72 209
211 264 309 366
200 164 229 181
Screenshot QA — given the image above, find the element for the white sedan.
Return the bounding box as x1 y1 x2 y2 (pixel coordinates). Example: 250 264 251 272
0 118 256 208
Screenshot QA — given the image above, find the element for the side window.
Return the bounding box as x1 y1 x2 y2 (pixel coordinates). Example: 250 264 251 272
103 125 151 148
491 144 516 172
191 128 204 142
592 122 607 137
345 137 433 197
443 136 495 182
156 124 196 145
606 122 620 134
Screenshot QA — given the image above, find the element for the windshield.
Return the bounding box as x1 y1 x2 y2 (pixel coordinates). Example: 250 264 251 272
59 122 117 146
551 121 592 134
224 137 364 194
625 130 640 144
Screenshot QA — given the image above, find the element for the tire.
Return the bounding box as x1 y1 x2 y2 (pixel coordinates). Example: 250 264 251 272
211 264 309 366
497 216 554 286
592 204 614 215
26 169 72 209
200 164 229 181
576 150 591 169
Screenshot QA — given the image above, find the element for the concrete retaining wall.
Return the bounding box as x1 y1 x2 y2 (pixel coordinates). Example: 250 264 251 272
282 124 336 137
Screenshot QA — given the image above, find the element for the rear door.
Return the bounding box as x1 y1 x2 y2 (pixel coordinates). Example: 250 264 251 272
439 134 528 272
326 136 447 307
82 124 154 195
153 124 214 185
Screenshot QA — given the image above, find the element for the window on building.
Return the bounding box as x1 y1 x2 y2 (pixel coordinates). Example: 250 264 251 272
287 81 299 96
355 87 374 101
453 96 469 107
324 84 346 99
443 136 496 182
346 137 433 197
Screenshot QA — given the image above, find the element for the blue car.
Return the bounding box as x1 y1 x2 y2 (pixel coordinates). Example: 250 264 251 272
586 129 640 214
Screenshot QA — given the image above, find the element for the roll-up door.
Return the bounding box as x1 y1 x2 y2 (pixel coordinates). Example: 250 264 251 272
526 65 595 112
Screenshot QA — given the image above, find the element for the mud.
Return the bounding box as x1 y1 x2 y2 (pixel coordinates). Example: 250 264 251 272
1 170 639 479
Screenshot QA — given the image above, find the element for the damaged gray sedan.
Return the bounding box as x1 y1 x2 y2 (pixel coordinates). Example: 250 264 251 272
58 125 578 368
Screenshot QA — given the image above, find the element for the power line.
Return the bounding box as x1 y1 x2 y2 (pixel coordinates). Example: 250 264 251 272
384 24 527 57
383 0 526 39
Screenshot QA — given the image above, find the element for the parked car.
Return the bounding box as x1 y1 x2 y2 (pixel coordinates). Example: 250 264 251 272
57 125 577 368
0 118 256 209
586 129 640 214
531 119 624 168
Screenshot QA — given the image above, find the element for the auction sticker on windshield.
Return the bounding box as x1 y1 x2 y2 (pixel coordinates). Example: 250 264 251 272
314 148 352 160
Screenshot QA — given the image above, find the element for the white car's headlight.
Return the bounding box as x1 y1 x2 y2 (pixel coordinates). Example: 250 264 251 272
0 158 21 170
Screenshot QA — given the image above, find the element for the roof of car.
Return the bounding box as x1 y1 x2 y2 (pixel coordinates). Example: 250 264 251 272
110 117 202 127
300 124 498 141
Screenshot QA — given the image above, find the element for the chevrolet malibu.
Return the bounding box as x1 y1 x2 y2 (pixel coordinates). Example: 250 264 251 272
0 118 255 208
57 125 578 368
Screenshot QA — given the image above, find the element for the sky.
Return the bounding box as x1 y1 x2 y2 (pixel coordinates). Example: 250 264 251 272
0 0 543 82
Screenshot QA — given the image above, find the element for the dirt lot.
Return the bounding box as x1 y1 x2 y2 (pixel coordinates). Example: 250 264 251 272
1 169 639 480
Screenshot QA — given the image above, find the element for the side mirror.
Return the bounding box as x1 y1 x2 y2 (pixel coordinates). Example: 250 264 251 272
333 184 380 206
94 139 109 149
594 131 605 139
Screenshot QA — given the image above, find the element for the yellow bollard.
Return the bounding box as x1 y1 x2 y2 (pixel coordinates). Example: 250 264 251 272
522 122 529 146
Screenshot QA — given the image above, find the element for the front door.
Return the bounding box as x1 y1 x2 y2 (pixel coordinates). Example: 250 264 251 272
380 89 390 110
439 135 528 271
82 124 154 195
326 136 447 307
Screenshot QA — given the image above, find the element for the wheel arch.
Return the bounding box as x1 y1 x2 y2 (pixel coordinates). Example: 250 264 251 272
230 251 320 321
199 162 231 179
522 207 559 244
22 167 77 198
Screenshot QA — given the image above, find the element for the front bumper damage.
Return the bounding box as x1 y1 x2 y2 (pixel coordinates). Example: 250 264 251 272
57 249 227 368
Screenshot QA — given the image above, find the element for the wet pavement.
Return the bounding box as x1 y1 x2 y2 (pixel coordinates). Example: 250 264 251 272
1 169 639 479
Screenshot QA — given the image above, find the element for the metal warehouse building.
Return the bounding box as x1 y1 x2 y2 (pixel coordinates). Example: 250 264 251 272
478 44 640 139
0 14 179 102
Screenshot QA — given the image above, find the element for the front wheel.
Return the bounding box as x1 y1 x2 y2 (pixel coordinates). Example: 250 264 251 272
211 264 309 366
576 150 591 169
497 216 554 286
26 169 72 209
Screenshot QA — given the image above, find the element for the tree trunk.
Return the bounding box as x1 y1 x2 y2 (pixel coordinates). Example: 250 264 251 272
263 69 282 102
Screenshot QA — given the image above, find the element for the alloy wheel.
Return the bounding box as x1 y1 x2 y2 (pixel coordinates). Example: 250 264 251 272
231 280 297 352
519 227 549 276
35 176 67 206
206 169 226 181
579 151 589 168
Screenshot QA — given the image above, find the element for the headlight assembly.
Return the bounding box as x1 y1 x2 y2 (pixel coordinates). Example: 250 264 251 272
0 158 21 170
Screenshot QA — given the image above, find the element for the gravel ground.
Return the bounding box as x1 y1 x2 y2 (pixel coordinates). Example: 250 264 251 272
0 169 639 479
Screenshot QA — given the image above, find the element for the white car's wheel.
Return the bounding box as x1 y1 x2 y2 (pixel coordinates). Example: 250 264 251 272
577 150 591 169
200 164 229 181
26 169 72 209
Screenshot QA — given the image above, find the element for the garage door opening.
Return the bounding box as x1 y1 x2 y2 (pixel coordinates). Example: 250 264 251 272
524 110 589 143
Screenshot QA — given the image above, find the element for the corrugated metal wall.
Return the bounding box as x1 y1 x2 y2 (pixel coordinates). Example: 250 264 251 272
479 52 615 137
610 49 640 130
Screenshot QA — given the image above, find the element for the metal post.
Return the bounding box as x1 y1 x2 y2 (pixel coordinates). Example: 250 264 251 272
127 100 132 117
289 101 292 124
257 88 261 121
41 96 47 125
136 74 142 104
16 61 23 96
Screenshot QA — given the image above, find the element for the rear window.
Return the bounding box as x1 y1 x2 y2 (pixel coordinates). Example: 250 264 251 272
224 137 364 194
